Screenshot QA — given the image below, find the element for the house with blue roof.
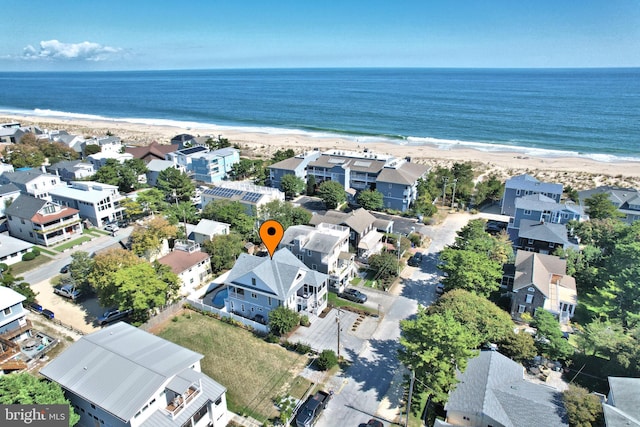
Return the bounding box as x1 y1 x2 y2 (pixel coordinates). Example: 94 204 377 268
501 174 563 217
224 248 328 324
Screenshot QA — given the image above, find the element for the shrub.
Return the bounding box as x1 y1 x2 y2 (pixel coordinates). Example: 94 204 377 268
295 342 312 355
408 233 421 247
316 349 338 371
22 252 36 261
264 333 280 344
0 263 8 273
268 306 300 336
31 247 41 256
300 315 310 327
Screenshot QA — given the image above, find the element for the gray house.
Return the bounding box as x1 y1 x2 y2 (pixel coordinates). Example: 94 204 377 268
376 161 428 211
578 186 640 224
602 377 640 427
279 222 355 292
516 219 577 254
186 219 230 244
0 286 29 338
268 151 321 190
510 194 583 231
40 322 229 427
501 174 563 217
225 248 328 323
437 350 568 427
47 160 95 183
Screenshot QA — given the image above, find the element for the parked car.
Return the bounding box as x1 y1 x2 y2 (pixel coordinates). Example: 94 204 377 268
105 223 119 232
408 252 423 267
53 284 81 301
97 308 133 326
485 220 507 234
59 264 71 274
435 283 445 296
295 390 331 427
339 288 368 304
42 309 55 319
359 419 384 427
29 302 43 313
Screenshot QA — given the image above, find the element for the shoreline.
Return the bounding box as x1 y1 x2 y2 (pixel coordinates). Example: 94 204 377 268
3 113 640 189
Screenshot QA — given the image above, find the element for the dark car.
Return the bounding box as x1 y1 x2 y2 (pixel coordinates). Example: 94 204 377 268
97 308 133 326
408 252 423 267
485 220 507 234
340 288 367 304
359 420 384 427
42 309 55 319
60 264 71 274
435 283 445 295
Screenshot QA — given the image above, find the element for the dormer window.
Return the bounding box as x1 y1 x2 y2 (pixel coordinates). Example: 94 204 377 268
251 277 256 286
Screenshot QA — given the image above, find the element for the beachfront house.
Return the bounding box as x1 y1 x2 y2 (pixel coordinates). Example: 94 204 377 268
0 169 64 201
157 240 212 296
309 208 384 260
501 174 563 217
49 181 125 228
224 248 329 323
578 186 640 224
502 250 577 323
279 223 355 293
5 194 82 246
201 182 285 216
47 160 95 182
40 322 229 427
509 194 583 231
165 146 208 170
125 141 180 163
268 150 321 190
437 350 568 427
190 147 240 183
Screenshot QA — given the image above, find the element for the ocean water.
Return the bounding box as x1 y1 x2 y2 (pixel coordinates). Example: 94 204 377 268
0 68 638 162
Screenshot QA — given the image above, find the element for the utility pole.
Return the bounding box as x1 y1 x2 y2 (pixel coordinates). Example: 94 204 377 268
336 308 342 359
441 177 449 206
405 369 415 427
451 178 458 209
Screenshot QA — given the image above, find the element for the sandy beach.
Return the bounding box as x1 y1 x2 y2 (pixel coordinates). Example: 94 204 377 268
3 114 640 190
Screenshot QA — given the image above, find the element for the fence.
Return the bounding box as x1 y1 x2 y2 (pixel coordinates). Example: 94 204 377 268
186 298 269 334
139 299 187 331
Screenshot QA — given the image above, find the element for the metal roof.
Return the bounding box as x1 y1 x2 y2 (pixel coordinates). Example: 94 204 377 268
39 322 204 422
0 285 26 310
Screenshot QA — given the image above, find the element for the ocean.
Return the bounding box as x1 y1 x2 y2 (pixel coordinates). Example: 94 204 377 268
0 68 638 162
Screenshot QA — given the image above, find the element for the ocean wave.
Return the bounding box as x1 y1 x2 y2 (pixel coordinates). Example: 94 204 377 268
2 107 639 163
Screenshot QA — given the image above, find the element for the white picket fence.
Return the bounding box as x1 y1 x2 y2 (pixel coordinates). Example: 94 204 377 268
186 298 269 334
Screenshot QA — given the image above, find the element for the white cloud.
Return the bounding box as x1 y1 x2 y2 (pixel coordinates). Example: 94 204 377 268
21 40 123 62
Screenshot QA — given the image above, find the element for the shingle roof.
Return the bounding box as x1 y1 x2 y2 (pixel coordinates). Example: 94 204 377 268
268 157 304 171
0 183 20 195
5 194 48 218
125 141 179 161
605 377 640 427
505 174 563 193
445 351 568 427
226 248 327 300
513 251 576 298
376 162 428 185
309 208 376 234
515 194 584 215
0 170 45 185
39 322 209 422
157 250 210 275
518 220 569 245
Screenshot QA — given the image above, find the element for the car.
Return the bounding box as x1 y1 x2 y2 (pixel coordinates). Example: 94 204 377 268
53 284 82 301
42 309 55 319
105 223 119 232
117 220 129 228
97 308 133 326
340 288 367 304
59 264 71 274
359 419 384 427
408 252 423 267
435 283 445 295
485 220 507 234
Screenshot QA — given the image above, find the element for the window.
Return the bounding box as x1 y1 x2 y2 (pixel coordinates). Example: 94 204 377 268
91 404 96 409
311 264 317 270
268 297 272 306
518 304 526 313
307 250 312 256
527 239 534 244
3 307 11 315
549 242 555 248
251 277 256 286
525 294 534 304
241 304 244 311
251 292 257 299
524 209 532 215
516 189 521 195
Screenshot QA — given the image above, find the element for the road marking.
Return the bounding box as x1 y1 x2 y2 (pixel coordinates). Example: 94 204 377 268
335 379 349 395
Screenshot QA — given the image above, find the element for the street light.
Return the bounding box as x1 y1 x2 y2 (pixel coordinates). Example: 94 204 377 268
335 308 342 359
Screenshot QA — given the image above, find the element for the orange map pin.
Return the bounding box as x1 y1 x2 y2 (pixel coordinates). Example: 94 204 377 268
259 219 284 258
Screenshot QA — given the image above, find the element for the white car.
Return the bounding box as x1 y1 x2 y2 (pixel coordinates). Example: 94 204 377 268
105 224 119 232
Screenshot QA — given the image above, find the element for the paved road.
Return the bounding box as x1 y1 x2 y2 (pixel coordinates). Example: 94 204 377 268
314 212 473 427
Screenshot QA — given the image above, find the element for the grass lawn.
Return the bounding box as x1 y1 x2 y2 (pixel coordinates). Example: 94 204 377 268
8 255 53 276
35 247 57 256
54 236 92 252
158 311 312 423
327 292 376 314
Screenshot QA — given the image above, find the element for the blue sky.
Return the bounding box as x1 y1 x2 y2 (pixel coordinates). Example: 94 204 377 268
2 0 639 71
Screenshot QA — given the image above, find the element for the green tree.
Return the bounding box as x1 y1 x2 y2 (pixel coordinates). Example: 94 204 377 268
576 319 629 357
165 201 200 230
88 248 143 308
202 233 245 274
2 144 46 168
563 384 604 427
316 349 338 370
357 189 384 211
202 200 255 238
399 308 478 404
474 173 504 206
306 175 316 196
280 174 305 199
156 167 195 202
229 158 255 180
497 331 537 364
0 268 36 304
69 251 95 294
0 372 80 426
272 149 295 163
585 192 622 220
439 248 502 297
124 158 148 177
531 310 574 360
135 188 169 215
84 144 101 156
268 306 300 336
130 217 177 260
258 200 311 230
368 251 400 286
430 289 514 347
317 180 346 209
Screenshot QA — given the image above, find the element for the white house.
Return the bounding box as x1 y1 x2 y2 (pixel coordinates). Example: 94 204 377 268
49 181 125 227
0 234 34 266
40 322 229 427
0 183 20 217
0 169 64 201
186 219 230 245
201 181 285 216
157 241 212 296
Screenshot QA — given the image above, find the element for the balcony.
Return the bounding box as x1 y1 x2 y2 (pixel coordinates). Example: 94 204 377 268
165 385 201 418
0 319 32 341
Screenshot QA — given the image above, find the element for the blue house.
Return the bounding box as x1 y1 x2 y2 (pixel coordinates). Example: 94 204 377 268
224 248 328 323
268 151 320 190
510 193 583 230
501 174 563 217
0 286 30 340
190 148 240 183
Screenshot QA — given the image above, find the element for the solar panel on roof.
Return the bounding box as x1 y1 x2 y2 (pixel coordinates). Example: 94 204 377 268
353 161 372 167
179 146 208 156
242 192 262 202
328 158 345 164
